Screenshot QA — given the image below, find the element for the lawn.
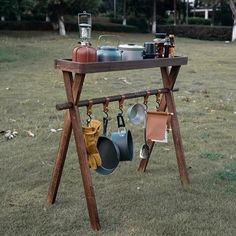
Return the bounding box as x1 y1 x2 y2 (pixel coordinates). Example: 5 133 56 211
0 30 236 236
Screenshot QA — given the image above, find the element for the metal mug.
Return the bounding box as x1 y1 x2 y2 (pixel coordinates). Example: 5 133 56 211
127 103 146 125
111 114 133 161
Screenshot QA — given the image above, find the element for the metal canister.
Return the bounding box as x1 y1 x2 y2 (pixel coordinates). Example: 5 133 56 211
143 42 156 59
153 33 166 58
72 42 97 63
163 37 170 58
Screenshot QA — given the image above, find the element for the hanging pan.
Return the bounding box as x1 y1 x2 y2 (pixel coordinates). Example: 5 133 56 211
96 116 120 175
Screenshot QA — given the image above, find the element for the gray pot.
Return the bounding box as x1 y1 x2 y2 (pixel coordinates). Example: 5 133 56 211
96 117 120 175
118 43 144 61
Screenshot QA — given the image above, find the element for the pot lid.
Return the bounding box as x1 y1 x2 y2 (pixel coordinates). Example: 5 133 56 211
118 43 144 50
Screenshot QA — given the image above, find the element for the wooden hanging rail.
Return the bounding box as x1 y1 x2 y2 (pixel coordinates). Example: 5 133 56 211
56 88 179 110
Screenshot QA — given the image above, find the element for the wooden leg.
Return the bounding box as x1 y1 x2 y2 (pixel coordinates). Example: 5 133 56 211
47 111 72 204
47 73 85 204
138 66 189 186
164 90 189 185
63 72 101 230
161 67 189 185
138 67 178 172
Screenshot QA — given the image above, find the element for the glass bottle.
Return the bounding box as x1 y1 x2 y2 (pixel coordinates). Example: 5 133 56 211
168 34 175 58
163 37 170 58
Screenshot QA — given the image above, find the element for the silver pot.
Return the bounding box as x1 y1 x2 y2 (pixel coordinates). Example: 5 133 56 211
118 43 144 61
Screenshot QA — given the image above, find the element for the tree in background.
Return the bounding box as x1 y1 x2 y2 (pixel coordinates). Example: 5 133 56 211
123 0 127 25
228 0 236 40
0 0 10 21
35 0 101 36
201 0 236 41
0 0 34 21
152 0 157 33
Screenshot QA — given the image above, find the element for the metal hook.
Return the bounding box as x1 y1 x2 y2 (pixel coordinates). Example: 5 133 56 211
103 97 110 118
156 90 161 110
86 113 92 126
103 110 109 118
144 91 150 111
86 100 93 126
118 95 125 115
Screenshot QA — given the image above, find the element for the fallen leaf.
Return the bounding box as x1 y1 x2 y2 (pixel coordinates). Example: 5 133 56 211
123 79 132 85
27 130 35 137
50 128 57 133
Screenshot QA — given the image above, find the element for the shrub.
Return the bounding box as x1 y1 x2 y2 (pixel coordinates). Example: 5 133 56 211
188 17 211 25
127 17 149 33
111 17 149 33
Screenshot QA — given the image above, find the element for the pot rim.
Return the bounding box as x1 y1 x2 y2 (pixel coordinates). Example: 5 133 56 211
118 43 144 50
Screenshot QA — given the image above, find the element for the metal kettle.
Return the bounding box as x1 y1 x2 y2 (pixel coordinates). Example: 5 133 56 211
97 35 122 62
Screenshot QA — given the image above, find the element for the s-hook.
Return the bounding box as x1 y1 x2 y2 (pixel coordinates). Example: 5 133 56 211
143 91 151 111
156 91 161 110
86 100 93 126
118 95 125 115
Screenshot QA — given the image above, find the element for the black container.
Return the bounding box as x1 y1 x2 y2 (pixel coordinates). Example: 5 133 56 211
143 42 156 59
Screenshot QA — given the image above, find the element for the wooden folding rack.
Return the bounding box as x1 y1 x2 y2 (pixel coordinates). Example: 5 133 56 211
47 57 189 230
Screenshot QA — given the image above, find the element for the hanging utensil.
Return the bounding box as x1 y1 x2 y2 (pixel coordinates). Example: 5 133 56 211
139 117 150 159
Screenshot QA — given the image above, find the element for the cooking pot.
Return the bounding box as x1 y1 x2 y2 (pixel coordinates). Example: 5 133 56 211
143 42 156 59
96 117 120 175
118 43 144 61
111 113 133 161
97 35 122 62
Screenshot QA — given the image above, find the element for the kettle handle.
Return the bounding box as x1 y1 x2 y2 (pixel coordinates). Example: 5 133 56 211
98 35 120 48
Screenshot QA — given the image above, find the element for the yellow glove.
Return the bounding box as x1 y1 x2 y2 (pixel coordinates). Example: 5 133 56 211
82 119 102 170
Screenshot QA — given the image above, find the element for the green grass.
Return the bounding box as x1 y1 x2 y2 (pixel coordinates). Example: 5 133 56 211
214 161 236 181
200 151 225 160
0 30 236 236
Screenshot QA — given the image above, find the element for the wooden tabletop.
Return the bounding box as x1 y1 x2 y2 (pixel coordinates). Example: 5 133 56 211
55 56 188 74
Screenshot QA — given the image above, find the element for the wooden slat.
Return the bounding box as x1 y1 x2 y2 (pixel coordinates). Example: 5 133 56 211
55 57 188 74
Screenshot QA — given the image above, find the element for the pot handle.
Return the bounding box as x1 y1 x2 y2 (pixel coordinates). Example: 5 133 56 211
117 113 126 134
103 117 109 136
